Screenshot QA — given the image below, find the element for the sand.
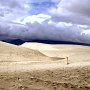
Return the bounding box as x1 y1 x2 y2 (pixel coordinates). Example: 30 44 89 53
21 42 60 57
22 42 90 63
0 41 51 62
0 41 90 90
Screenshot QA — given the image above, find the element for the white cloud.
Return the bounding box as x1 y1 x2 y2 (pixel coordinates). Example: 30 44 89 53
81 30 90 36
0 0 30 22
21 14 51 24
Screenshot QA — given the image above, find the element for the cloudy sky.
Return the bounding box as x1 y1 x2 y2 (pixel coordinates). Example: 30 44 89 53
0 0 90 44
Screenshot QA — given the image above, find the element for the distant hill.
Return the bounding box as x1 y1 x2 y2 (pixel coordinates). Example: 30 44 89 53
2 39 25 45
2 39 90 46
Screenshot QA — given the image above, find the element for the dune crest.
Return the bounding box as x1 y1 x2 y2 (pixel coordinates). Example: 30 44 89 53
21 42 65 58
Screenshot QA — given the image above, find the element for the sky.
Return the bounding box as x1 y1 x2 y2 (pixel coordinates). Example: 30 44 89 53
0 0 90 44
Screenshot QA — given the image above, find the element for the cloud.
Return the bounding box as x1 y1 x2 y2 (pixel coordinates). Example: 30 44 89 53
0 0 30 22
29 0 60 3
21 14 51 24
0 0 90 44
49 0 90 25
0 20 90 44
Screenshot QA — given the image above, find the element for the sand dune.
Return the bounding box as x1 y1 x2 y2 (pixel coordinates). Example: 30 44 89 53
21 42 62 57
21 42 59 51
22 42 90 63
0 42 90 90
0 41 51 62
52 44 90 63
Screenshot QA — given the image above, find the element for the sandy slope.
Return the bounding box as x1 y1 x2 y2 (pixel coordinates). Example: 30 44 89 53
22 42 90 63
21 42 60 57
0 41 51 62
0 42 90 90
53 44 90 63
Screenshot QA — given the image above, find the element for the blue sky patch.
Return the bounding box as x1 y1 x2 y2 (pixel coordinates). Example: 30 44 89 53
30 1 56 15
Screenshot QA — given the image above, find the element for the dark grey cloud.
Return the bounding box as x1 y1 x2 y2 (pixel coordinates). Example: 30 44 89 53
0 20 90 44
49 0 90 25
67 0 90 17
51 15 90 25
0 0 22 9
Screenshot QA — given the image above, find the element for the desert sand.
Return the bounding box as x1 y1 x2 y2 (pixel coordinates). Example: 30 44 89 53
0 41 90 90
22 42 90 63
